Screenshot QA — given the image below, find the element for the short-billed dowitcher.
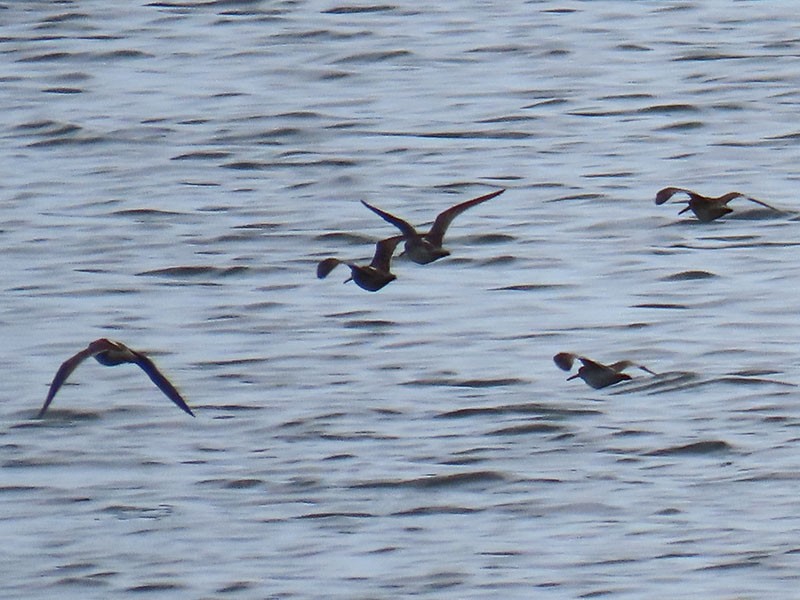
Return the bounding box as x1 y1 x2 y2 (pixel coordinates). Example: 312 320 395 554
317 235 402 292
361 189 505 264
554 352 656 389
655 187 779 222
38 338 194 418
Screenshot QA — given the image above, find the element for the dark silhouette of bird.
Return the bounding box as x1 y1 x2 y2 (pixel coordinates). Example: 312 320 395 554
655 187 779 222
317 235 402 292
554 352 656 389
361 189 505 264
38 338 194 418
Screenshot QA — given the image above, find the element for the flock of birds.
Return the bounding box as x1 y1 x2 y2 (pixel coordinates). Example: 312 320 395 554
35 186 783 418
316 189 505 291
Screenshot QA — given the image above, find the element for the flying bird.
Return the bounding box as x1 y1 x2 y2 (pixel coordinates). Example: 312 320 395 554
361 189 505 264
655 187 779 222
38 338 194 418
554 352 656 389
317 235 402 292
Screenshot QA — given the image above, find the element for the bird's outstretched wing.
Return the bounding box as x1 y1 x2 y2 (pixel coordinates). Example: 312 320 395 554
317 258 342 279
37 340 113 418
553 352 577 371
370 235 402 272
427 189 505 247
655 187 695 205
131 351 194 417
608 360 656 375
741 195 780 212
574 356 606 371
361 201 418 238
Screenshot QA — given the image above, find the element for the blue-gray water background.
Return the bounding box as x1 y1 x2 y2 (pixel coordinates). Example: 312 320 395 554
3 1 800 598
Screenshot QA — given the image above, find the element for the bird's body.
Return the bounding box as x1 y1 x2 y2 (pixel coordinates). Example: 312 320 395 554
554 352 655 389
317 235 401 292
38 338 194 418
655 187 779 222
361 189 505 264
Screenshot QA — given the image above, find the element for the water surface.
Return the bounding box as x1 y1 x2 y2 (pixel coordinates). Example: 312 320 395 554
3 2 800 598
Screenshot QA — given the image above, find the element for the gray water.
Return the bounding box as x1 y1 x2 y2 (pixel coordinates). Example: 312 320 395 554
3 1 800 598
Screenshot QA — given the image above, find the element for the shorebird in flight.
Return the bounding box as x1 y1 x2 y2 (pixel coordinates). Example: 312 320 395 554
361 189 505 264
37 338 194 418
554 352 656 389
317 235 402 292
655 187 780 222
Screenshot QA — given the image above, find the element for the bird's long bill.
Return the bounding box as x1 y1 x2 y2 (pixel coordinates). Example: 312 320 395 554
567 374 580 381
678 205 691 215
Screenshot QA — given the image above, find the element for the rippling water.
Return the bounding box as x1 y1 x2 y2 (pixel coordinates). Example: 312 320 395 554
4 1 800 598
